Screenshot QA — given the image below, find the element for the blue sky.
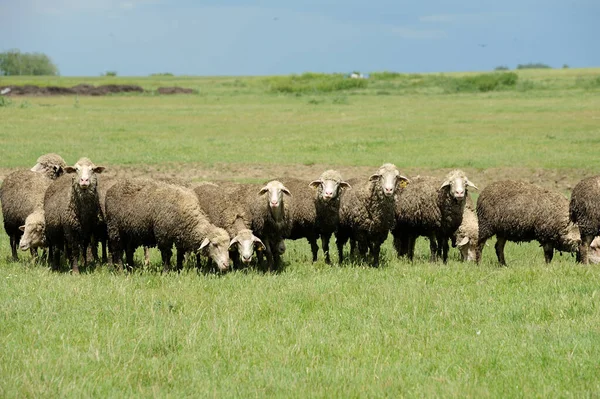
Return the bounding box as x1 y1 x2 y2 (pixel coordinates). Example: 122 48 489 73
2 0 599 76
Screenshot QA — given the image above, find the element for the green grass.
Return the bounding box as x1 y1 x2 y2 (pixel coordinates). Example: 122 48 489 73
1 68 600 397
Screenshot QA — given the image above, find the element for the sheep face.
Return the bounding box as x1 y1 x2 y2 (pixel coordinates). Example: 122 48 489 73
309 172 351 201
556 223 581 253
441 170 477 200
258 180 291 213
200 228 231 271
369 163 409 198
65 158 105 191
456 236 477 261
229 229 265 265
18 211 46 251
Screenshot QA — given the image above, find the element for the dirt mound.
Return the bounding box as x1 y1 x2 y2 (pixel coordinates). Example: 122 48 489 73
0 84 196 96
157 87 196 94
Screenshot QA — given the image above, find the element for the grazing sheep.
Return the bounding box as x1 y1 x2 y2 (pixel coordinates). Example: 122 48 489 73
476 180 580 265
30 153 67 180
569 176 600 264
336 163 409 267
18 210 46 256
453 198 478 262
44 157 105 273
589 237 600 264
106 178 230 272
193 182 265 269
281 170 351 264
1 170 53 260
239 180 292 271
392 170 477 263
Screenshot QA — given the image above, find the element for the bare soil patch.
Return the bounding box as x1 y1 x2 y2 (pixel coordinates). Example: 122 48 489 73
0 84 196 96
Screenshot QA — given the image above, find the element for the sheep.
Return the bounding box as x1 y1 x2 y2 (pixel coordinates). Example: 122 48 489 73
476 180 580 265
0 170 53 260
105 178 230 272
18 210 46 255
94 175 119 263
590 237 600 264
43 157 105 273
569 176 600 264
392 170 477 263
453 198 478 262
336 163 409 267
30 153 67 180
280 170 351 264
193 182 265 269
0 153 66 260
235 180 292 271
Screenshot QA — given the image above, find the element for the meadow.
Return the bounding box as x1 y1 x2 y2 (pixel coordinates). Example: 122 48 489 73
1 68 600 397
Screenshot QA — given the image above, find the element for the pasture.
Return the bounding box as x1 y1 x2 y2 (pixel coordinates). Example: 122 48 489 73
1 68 600 397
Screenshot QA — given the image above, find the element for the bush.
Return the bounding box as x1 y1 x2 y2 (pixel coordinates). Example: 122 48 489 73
442 72 519 93
494 65 510 71
0 49 59 76
266 73 368 94
517 63 551 70
103 71 118 77
150 73 174 76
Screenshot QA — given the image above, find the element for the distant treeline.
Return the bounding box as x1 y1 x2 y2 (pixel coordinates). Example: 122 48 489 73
0 49 59 76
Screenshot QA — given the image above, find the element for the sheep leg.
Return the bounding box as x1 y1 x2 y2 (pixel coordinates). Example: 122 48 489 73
579 234 594 264
125 243 135 269
440 238 450 264
10 235 18 261
494 237 507 266
392 232 403 257
51 246 61 271
176 248 185 271
542 243 554 263
101 239 108 264
308 236 319 263
336 235 347 264
160 246 173 272
371 243 381 267
69 244 80 274
428 235 438 262
30 248 38 263
321 233 332 264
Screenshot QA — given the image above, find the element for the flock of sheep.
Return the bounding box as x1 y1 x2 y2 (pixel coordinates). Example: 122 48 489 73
1 153 600 274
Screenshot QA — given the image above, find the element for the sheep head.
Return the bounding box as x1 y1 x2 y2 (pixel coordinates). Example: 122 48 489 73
18 210 46 251
440 170 477 200
555 223 581 254
456 235 477 262
369 163 409 198
30 153 67 180
229 229 265 265
199 228 231 272
258 180 291 219
65 157 105 191
309 169 351 201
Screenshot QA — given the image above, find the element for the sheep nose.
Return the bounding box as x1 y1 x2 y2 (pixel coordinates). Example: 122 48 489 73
80 178 90 187
324 191 333 198
455 190 464 197
242 256 252 263
270 200 279 207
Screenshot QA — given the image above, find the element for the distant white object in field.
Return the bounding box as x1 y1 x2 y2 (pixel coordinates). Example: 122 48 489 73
1 88 11 95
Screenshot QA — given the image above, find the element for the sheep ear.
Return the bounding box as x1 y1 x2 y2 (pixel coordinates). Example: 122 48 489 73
93 166 106 174
65 166 77 174
465 179 478 190
54 165 63 175
199 238 211 251
30 163 44 172
228 236 239 250
398 175 410 184
369 173 380 182
308 180 322 189
258 187 269 196
457 236 470 247
282 186 292 197
440 180 451 189
19 225 25 232
340 181 351 190
253 235 266 250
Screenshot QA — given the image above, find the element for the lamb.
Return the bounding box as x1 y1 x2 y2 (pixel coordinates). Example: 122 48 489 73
476 180 580 265
392 170 477 263
590 237 600 264
1 170 53 260
569 176 600 264
0 153 66 260
336 163 409 267
43 157 105 273
193 182 265 269
105 178 230 272
18 210 46 255
280 170 351 264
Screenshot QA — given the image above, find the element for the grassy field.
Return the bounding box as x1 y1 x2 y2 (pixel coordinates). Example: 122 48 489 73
1 68 600 397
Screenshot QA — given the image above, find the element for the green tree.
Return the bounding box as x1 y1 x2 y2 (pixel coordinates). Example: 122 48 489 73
0 49 59 76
